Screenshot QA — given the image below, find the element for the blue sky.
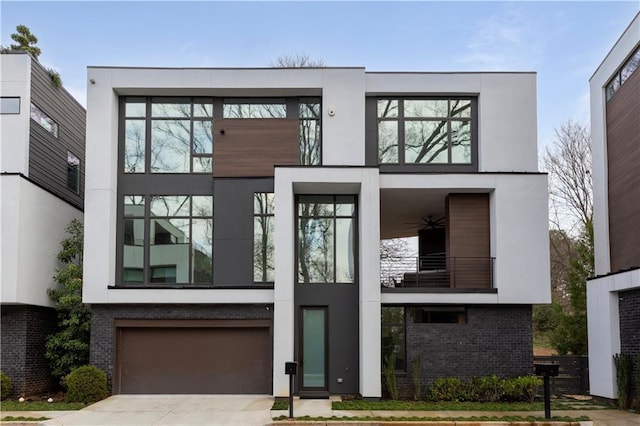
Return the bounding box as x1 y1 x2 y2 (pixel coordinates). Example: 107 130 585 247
2 1 638 151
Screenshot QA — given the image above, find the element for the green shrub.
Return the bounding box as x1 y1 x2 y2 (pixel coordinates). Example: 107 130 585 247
428 375 541 403
429 377 468 402
65 365 108 404
383 353 399 400
504 376 541 402
613 353 632 410
470 375 504 402
0 371 12 400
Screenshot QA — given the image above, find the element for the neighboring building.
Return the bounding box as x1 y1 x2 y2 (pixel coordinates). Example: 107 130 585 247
1 51 85 395
588 12 640 401
84 66 550 398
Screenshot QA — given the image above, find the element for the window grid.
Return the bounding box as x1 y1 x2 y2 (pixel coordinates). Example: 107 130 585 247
377 98 473 166
121 195 213 285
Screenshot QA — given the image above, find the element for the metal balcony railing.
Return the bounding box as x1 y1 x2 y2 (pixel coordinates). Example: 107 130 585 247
381 255 495 289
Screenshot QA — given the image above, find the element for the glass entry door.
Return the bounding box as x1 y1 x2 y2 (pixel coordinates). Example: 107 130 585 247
300 307 328 392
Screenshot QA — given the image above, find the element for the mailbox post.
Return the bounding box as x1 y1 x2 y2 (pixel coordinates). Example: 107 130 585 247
534 363 559 419
285 362 297 419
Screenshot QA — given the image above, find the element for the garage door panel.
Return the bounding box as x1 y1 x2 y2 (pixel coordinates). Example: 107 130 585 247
117 326 271 394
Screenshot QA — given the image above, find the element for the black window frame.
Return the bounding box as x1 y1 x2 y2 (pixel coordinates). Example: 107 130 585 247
0 97 20 114
253 192 275 283
295 194 358 285
381 305 406 372
367 96 478 173
66 150 81 194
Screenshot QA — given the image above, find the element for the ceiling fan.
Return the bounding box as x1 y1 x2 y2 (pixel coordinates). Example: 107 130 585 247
407 215 445 230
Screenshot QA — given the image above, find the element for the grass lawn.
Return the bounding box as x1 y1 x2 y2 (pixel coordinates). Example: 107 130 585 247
0 400 86 411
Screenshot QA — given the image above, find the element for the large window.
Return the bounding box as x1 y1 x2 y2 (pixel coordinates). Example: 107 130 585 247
377 98 474 165
296 195 356 284
123 97 321 173
123 98 213 174
122 195 213 285
253 192 275 283
382 306 406 371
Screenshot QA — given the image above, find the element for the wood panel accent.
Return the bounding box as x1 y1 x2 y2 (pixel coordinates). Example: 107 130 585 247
213 118 299 177
445 193 490 288
606 67 640 272
116 324 271 394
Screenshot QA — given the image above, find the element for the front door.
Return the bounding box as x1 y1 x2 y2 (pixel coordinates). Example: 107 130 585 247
300 307 328 397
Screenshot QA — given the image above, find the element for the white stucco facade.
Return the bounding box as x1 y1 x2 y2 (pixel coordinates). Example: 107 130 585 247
0 53 84 308
84 66 548 397
587 12 640 400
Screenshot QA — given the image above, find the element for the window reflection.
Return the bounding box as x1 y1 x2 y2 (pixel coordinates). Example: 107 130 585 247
223 103 286 118
254 193 275 282
151 120 191 173
377 98 473 165
297 195 356 284
121 195 213 285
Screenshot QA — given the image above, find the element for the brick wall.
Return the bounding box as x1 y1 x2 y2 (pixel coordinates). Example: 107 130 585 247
0 305 57 396
394 304 532 399
90 304 273 393
619 288 640 398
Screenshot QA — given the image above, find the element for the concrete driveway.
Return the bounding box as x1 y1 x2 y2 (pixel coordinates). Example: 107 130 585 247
41 395 274 426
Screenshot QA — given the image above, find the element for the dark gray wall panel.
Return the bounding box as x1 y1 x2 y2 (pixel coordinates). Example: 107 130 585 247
295 284 360 394
213 178 273 286
29 58 85 209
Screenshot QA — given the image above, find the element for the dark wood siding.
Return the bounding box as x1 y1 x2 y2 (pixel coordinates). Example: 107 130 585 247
213 118 298 177
29 59 85 209
606 67 640 272
445 193 490 288
116 320 271 394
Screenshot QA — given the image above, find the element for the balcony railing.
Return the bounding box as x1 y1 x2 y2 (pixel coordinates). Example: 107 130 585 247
381 255 495 289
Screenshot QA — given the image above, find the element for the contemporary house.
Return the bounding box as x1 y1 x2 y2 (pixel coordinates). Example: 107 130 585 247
588 12 640 401
0 51 85 395
83 65 550 398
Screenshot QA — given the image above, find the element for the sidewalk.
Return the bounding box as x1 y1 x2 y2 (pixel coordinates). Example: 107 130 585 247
1 396 639 425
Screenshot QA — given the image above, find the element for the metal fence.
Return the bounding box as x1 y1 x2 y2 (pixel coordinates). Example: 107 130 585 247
534 355 590 395
381 256 494 289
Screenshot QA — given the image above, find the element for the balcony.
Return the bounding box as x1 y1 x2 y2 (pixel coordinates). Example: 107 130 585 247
381 255 495 290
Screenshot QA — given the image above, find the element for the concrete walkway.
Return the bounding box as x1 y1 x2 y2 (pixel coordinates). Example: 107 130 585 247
2 395 639 425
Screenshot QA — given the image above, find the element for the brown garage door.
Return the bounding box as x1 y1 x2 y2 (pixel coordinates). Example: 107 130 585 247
116 320 271 394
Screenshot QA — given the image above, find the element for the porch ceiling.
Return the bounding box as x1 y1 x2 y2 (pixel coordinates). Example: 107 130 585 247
380 189 450 239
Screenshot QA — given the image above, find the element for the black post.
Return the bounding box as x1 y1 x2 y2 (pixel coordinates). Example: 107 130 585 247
543 375 551 420
289 373 294 419
285 362 297 419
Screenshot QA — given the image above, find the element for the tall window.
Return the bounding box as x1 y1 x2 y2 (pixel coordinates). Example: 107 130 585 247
296 195 356 284
122 195 213 285
377 98 474 165
66 151 80 193
381 306 406 371
299 99 321 165
123 98 213 174
253 192 275 283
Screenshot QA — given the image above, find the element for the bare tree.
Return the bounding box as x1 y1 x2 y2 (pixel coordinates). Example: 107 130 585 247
272 53 325 68
543 120 592 233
